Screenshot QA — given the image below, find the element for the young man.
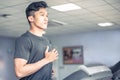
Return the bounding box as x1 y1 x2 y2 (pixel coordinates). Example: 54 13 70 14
14 1 58 80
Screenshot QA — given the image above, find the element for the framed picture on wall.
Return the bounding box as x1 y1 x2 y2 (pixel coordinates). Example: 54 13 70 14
63 46 83 64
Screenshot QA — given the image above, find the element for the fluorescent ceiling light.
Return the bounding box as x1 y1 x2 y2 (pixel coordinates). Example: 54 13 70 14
98 22 114 27
51 3 81 12
52 19 67 25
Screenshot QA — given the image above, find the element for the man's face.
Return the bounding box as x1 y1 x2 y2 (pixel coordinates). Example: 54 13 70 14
30 8 48 30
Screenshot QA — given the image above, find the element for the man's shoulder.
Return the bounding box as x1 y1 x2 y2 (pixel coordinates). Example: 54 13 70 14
16 31 31 43
21 31 30 37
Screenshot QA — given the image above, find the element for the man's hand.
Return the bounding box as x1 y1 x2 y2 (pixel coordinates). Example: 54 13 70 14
45 46 58 62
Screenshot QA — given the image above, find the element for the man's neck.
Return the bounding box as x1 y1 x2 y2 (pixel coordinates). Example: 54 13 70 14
29 28 46 37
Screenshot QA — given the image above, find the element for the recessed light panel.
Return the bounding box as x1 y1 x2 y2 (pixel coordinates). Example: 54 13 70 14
51 3 81 12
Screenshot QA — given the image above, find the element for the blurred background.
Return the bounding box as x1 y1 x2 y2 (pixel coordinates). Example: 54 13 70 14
0 0 120 80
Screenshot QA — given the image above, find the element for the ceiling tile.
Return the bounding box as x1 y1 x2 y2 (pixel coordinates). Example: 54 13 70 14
0 0 120 37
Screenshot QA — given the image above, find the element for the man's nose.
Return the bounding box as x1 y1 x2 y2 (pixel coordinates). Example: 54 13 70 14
45 17 48 21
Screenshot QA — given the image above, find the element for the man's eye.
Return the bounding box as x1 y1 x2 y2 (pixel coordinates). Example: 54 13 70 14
41 14 44 16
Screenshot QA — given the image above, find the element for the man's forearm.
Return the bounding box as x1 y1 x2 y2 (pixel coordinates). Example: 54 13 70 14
15 58 50 78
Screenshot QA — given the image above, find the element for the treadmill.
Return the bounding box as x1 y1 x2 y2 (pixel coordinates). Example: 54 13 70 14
63 65 113 80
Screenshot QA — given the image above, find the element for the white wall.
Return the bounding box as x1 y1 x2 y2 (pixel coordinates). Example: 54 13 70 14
47 30 120 80
0 37 17 80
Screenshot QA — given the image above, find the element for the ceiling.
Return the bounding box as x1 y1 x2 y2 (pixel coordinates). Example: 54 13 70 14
0 0 120 37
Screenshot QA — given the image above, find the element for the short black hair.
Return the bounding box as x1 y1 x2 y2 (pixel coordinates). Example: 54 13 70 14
26 1 48 18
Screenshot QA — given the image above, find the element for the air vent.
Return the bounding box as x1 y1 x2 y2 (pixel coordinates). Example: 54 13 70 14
0 14 11 18
48 19 67 27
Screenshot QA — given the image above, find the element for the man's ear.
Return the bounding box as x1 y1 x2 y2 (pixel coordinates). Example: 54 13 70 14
28 16 34 22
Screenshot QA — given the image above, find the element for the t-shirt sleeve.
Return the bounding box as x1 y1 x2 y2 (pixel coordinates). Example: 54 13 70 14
14 37 31 61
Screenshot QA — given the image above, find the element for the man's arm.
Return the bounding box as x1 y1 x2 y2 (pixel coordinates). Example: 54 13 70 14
14 46 58 79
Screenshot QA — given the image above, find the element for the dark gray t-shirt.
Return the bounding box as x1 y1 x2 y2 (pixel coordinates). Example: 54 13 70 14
14 31 52 80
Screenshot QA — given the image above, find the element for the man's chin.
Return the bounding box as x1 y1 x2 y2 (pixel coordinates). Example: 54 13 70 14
39 25 47 30
43 26 47 30
43 27 47 30
42 27 47 32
